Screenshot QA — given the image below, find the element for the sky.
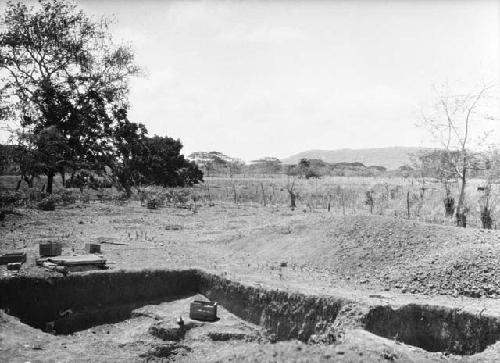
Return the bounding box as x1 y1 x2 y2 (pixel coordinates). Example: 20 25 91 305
5 0 500 161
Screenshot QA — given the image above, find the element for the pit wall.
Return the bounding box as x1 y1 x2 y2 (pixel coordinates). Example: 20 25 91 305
364 304 500 355
196 271 345 342
0 269 199 333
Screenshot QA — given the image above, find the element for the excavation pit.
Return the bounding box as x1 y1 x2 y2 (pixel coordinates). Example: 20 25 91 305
2 269 500 359
0 270 345 342
0 270 200 334
364 304 500 355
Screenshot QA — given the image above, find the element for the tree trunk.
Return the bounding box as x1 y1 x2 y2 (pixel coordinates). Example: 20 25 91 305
69 171 76 188
47 172 54 194
455 167 467 227
289 191 296 210
61 171 66 188
232 183 237 204
22 175 33 188
124 183 132 198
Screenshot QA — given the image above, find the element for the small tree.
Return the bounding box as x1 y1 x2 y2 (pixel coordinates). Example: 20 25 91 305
284 167 298 210
415 150 458 217
421 83 497 227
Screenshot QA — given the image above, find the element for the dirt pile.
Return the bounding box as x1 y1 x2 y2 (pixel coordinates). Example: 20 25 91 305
222 215 500 298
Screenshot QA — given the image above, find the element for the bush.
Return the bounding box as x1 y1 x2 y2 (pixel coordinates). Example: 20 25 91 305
365 190 374 213
444 196 455 217
0 191 24 207
81 192 90 203
38 197 55 211
57 190 77 205
480 206 493 229
146 198 159 210
305 169 321 179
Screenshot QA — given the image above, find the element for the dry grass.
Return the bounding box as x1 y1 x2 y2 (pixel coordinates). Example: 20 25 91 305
1 174 498 229
198 176 499 229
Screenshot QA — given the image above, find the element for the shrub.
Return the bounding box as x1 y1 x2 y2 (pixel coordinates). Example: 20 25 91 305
305 169 321 179
81 192 90 203
146 198 159 210
365 190 374 213
38 197 55 211
444 196 455 217
58 190 77 205
0 191 24 207
480 206 493 229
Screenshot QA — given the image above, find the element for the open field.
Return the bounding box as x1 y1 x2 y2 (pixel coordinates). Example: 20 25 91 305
2 193 500 361
3 174 498 229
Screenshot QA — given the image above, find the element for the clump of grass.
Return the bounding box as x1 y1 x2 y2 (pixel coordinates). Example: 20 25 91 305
146 198 159 210
38 197 56 211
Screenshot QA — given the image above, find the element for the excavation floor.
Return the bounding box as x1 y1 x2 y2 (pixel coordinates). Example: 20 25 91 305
0 306 465 363
1 293 268 362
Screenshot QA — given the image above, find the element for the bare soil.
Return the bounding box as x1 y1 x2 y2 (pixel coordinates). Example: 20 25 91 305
2 201 500 362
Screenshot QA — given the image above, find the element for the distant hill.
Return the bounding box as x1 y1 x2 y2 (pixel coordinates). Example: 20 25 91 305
281 147 432 170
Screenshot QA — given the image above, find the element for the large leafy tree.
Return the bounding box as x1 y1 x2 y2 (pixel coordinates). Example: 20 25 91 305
139 136 203 188
112 113 203 196
0 0 139 193
188 151 244 177
249 157 282 175
111 112 148 197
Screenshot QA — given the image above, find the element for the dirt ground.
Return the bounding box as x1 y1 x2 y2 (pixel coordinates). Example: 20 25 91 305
2 200 500 362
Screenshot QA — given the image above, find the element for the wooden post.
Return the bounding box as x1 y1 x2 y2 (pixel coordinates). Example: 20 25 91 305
261 182 266 206
407 191 410 218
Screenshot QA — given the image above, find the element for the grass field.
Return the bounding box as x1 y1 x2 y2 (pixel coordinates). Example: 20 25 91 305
1 173 498 229
199 175 498 229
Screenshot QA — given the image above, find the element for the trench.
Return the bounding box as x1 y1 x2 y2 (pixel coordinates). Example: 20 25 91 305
0 269 199 334
1 269 500 356
364 304 500 355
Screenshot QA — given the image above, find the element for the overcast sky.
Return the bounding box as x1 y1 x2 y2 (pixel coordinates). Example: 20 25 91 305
22 1 500 160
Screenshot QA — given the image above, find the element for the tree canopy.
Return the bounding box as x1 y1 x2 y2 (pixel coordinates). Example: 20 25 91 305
0 0 203 194
0 0 139 192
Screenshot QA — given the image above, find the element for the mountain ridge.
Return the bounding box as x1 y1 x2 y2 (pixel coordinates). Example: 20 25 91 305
281 146 433 170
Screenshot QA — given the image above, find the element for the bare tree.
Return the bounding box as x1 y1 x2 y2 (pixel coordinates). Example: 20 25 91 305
286 175 297 210
421 83 497 227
